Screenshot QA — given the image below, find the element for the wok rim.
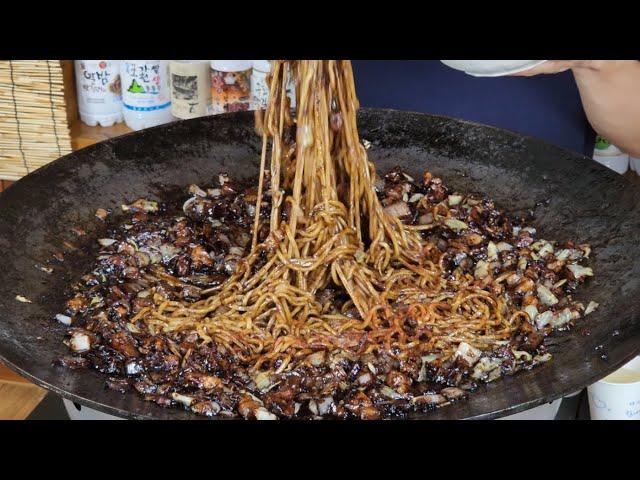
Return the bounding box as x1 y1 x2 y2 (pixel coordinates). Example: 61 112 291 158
1 108 639 420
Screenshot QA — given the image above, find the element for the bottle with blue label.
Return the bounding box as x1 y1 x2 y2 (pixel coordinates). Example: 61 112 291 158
121 60 174 130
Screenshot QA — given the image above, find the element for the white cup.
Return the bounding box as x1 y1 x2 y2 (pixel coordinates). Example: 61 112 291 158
588 356 640 420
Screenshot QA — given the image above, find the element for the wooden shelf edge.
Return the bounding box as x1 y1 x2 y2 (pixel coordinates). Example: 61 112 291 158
70 119 133 151
0 362 30 384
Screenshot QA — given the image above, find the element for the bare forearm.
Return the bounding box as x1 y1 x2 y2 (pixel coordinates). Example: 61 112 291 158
572 61 640 157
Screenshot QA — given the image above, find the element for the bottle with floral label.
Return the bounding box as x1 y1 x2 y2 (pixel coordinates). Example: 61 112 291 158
209 60 252 114
74 60 123 127
121 60 174 130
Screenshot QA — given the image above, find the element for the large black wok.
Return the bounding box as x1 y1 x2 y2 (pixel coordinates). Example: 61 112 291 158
1 109 639 420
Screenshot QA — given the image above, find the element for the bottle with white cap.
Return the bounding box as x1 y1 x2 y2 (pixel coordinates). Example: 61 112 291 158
251 60 297 111
121 60 174 131
251 60 271 110
74 60 123 127
209 60 252 114
170 60 211 119
593 135 629 175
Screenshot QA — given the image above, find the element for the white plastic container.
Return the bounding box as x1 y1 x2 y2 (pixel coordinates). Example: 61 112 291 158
588 356 640 420
251 60 296 111
251 60 271 110
594 153 629 174
121 60 174 130
593 136 628 174
498 398 562 420
63 399 122 420
74 60 123 127
170 60 211 120
209 60 252 114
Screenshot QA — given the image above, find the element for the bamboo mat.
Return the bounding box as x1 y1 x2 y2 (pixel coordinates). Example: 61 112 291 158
0 60 72 181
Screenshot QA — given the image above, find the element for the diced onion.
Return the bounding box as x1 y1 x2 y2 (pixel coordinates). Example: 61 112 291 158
538 242 554 259
126 361 143 375
496 242 513 252
585 301 599 315
182 197 196 214
551 308 579 328
567 264 593 279
55 314 72 326
472 357 502 380
518 257 528 271
474 260 490 280
98 238 117 247
487 242 498 261
381 386 403 399
306 351 325 366
455 342 482 366
171 392 193 407
537 285 558 306
444 218 468 231
384 202 411 218
70 332 90 352
535 310 554 329
255 407 277 420
317 397 333 415
523 305 539 322
512 350 533 362
253 372 272 391
447 195 463 206
188 184 207 197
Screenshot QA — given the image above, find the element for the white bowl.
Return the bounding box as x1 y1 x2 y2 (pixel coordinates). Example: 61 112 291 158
440 60 547 77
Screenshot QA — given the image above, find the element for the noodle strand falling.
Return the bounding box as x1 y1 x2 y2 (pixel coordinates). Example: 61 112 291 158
136 60 517 370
